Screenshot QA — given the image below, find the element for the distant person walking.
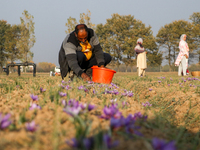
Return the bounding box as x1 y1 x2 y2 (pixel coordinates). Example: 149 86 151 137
175 34 189 76
134 38 147 77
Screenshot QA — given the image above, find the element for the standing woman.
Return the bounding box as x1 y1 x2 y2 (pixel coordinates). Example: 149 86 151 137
175 34 189 76
134 38 147 77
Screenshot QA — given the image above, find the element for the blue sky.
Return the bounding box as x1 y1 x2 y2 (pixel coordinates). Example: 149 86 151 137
0 0 199 66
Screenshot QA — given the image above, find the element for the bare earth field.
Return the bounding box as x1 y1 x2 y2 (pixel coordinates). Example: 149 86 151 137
0 72 200 150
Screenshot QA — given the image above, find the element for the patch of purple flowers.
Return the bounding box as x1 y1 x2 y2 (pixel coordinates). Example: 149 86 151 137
78 85 85 90
0 113 12 130
65 85 71 90
63 99 96 116
152 138 176 150
103 134 119 149
122 101 129 108
142 101 152 107
149 88 153 91
121 90 133 97
59 92 67 97
110 113 144 136
101 104 122 120
110 83 119 89
104 88 119 95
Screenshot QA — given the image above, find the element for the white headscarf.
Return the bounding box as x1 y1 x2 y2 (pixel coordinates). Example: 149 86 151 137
180 34 186 41
137 38 143 44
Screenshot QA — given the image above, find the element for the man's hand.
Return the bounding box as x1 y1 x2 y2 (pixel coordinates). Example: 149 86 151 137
81 72 91 81
185 54 188 59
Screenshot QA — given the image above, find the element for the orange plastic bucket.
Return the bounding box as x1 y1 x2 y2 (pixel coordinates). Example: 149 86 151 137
91 66 116 84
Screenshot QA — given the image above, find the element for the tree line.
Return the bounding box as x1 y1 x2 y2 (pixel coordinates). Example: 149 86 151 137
66 10 200 71
0 10 35 70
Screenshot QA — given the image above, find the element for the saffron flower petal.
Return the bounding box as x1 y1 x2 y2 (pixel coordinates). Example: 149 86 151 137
30 94 38 101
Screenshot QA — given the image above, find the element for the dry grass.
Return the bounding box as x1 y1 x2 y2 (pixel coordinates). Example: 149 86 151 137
0 72 200 150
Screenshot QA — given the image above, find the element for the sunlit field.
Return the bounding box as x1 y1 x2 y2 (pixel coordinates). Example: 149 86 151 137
0 72 200 150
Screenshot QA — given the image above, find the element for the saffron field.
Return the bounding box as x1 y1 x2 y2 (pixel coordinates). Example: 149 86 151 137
0 72 200 150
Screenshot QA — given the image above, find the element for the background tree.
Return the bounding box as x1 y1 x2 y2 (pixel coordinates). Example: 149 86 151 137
17 10 36 63
96 14 162 71
189 12 200 25
0 20 10 70
4 25 21 63
190 12 200 64
156 20 195 71
36 62 56 72
65 9 95 34
65 17 78 34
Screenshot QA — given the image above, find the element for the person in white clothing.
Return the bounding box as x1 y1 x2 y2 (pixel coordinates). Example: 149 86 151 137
175 34 189 76
134 38 147 77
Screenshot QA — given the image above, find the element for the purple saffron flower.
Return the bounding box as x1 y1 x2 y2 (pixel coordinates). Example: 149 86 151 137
0 113 12 130
62 100 67 106
87 81 94 84
131 112 148 121
78 85 85 90
92 89 96 94
84 88 89 93
26 121 38 132
63 106 82 116
59 92 67 97
83 137 94 150
161 77 166 79
101 105 122 120
158 81 161 83
60 84 65 89
110 98 117 103
184 80 186 82
66 138 79 148
152 138 176 150
30 94 38 101
88 104 95 111
122 101 129 108
29 104 41 110
149 88 153 91
40 87 46 92
127 91 133 97
68 99 79 108
168 84 170 86
65 85 71 90
103 134 119 149
110 117 123 129
189 84 192 87
80 103 87 110
111 83 119 88
124 123 142 136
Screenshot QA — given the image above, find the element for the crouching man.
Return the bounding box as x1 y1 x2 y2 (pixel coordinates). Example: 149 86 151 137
59 24 111 81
